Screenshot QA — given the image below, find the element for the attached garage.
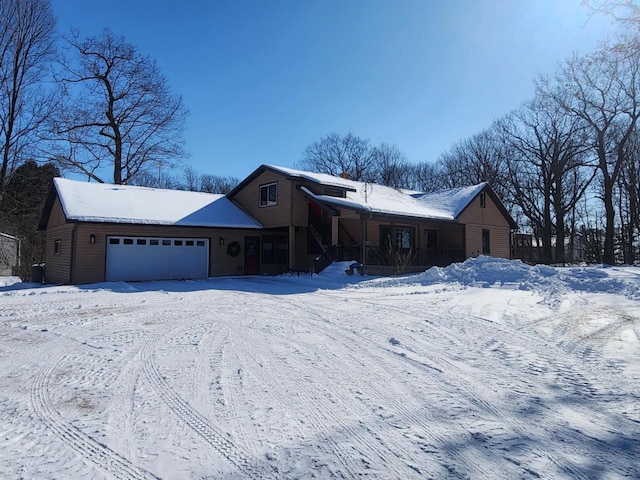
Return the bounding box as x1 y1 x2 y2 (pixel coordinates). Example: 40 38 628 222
105 236 209 282
39 178 263 284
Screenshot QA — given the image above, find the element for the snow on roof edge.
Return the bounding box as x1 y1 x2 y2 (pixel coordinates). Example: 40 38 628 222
53 177 262 229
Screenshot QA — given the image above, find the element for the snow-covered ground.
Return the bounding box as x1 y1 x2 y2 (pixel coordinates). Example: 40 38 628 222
1 257 639 479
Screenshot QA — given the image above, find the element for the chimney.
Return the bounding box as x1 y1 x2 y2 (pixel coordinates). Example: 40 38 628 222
339 172 350 180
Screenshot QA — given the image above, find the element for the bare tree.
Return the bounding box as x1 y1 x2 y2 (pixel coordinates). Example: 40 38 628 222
198 174 238 194
179 166 238 193
406 161 446 193
500 91 594 264
617 128 640 262
52 29 187 184
584 0 640 25
0 0 56 198
546 40 640 264
297 132 377 181
436 128 510 199
370 143 413 188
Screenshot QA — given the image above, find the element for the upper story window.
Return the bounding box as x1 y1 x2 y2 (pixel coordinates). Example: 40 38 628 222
260 182 277 207
480 191 486 208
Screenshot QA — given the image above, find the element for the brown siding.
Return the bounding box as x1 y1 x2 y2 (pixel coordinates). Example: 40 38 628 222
459 193 512 260
58 223 260 284
458 194 511 228
465 225 511 259
46 198 67 229
44 224 75 283
232 170 292 228
291 185 309 227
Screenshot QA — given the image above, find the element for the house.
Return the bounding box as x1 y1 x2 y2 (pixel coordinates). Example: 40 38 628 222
0 232 20 276
39 164 517 284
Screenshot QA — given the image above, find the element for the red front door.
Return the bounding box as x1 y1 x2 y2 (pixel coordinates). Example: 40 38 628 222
244 236 260 275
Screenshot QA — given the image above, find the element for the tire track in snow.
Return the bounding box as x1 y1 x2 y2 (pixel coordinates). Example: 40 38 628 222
241 296 488 479
30 346 158 480
338 292 640 478
285 292 603 479
141 328 276 480
188 319 263 457
236 328 376 479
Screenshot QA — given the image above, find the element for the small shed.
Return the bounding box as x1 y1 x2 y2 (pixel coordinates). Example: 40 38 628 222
0 232 20 276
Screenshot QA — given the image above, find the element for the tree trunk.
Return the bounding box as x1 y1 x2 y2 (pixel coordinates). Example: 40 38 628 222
603 179 616 265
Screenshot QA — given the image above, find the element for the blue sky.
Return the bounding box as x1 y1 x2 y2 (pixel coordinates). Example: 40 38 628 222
53 0 619 180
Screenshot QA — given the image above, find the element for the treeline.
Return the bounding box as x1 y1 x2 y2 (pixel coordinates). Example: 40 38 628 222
1 0 639 277
296 34 640 265
0 0 204 277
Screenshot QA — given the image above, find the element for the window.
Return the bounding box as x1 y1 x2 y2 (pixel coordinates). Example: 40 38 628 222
149 239 159 246
162 239 171 246
480 191 486 208
137 239 147 245
196 240 205 247
174 240 183 246
123 238 134 245
262 235 288 264
482 229 491 255
426 229 438 249
259 182 277 207
54 239 62 255
109 238 120 245
380 226 415 254
186 240 194 246
395 228 412 250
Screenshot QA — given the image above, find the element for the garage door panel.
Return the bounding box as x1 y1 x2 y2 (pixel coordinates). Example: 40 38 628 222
106 236 209 281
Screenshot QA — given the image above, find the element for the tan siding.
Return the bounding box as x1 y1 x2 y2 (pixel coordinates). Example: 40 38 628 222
44 224 74 283
460 194 512 260
465 225 511 259
68 224 261 284
46 198 67 229
491 227 512 258
458 194 511 227
366 221 380 246
291 186 308 227
232 171 292 228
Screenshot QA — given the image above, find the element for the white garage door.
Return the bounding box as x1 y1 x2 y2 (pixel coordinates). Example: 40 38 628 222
106 236 209 282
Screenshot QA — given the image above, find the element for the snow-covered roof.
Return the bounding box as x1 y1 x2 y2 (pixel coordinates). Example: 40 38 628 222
412 183 488 218
302 181 487 221
260 164 488 221
264 165 359 191
53 178 262 228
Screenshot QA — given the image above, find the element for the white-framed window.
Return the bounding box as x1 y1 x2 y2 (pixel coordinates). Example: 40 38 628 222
260 182 277 207
480 191 486 208
395 227 412 250
380 225 415 253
